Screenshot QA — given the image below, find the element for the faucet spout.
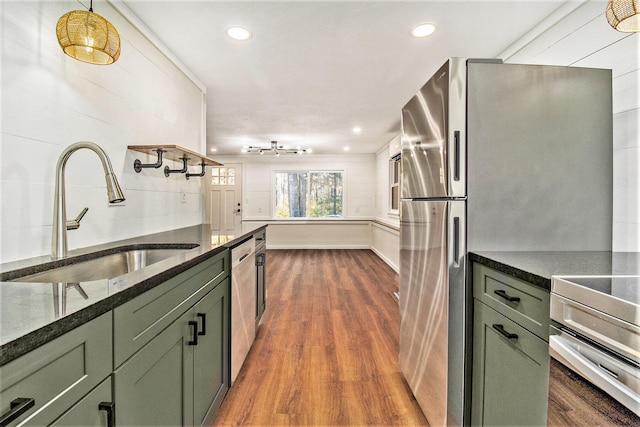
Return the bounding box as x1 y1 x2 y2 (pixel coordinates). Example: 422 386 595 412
52 141 125 259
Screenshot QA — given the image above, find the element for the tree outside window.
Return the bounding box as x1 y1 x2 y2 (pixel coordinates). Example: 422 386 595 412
275 171 343 218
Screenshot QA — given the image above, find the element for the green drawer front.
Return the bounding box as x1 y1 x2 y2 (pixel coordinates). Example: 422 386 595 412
113 249 229 367
0 312 112 426
473 263 550 341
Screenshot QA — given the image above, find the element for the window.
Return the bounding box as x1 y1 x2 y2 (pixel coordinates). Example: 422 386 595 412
274 171 343 218
210 167 236 186
390 154 400 213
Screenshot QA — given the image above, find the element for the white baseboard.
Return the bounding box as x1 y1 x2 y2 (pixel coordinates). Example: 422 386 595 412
370 246 399 273
267 244 370 250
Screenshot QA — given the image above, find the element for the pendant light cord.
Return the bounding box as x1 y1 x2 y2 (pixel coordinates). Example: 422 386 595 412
89 0 93 12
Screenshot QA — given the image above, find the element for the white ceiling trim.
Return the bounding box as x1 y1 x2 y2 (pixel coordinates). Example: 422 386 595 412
107 0 207 93
498 0 590 62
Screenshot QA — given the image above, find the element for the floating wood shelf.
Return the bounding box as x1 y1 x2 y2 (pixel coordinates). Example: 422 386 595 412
128 145 222 179
128 145 222 167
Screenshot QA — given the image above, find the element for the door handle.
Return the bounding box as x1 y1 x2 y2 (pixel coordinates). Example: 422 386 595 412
453 130 461 181
0 397 35 426
197 313 206 336
98 402 116 427
494 289 521 303
188 321 198 345
453 216 460 267
492 324 518 340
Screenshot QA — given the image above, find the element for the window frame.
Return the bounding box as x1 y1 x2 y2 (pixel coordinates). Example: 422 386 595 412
272 169 345 220
389 154 401 216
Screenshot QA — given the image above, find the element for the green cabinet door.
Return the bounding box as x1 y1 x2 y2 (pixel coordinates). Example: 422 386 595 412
114 310 195 427
51 377 112 426
471 302 549 426
193 278 230 425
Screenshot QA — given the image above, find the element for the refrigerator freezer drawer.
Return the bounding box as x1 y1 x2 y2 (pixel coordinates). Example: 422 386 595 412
401 58 466 199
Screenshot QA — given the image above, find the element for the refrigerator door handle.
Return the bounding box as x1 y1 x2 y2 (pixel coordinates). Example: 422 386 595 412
454 130 461 182
453 216 460 267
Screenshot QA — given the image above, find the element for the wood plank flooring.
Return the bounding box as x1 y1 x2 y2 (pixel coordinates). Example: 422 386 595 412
212 249 428 426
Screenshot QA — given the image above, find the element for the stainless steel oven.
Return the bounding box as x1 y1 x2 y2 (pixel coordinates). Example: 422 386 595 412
548 275 640 425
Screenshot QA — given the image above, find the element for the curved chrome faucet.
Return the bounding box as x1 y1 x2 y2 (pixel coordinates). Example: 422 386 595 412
52 141 125 259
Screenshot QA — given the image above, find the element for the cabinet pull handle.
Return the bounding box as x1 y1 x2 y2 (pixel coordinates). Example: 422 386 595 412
0 397 35 426
188 320 198 345
197 313 206 336
492 324 518 340
494 289 520 302
98 401 116 427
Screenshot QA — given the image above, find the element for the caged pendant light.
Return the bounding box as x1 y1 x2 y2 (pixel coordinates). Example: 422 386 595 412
56 0 121 65
606 0 640 32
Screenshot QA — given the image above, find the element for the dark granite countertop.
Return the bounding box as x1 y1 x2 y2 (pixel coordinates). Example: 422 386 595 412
469 251 639 291
0 223 266 365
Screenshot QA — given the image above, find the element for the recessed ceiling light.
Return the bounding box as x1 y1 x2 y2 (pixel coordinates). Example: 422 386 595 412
411 23 436 38
344 147 350 152
227 26 252 41
210 147 217 152
353 127 362 134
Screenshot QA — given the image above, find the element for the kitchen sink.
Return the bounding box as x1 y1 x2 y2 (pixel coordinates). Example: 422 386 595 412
5 243 200 283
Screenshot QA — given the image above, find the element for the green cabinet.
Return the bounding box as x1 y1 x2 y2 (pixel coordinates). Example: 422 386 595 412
0 312 112 426
193 280 229 425
471 264 550 427
113 250 230 426
114 309 194 426
255 229 266 326
1 248 230 427
51 378 113 427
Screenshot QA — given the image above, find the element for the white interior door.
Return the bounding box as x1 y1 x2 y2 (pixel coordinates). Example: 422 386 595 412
205 163 242 234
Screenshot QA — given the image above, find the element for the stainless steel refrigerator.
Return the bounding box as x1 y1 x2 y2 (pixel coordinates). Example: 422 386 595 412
399 58 613 426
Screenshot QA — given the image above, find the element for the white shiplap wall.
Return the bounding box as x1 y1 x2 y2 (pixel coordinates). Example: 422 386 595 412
501 0 639 251
0 0 206 263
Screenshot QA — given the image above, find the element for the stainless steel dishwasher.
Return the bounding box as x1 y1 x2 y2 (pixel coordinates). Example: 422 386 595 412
230 237 256 384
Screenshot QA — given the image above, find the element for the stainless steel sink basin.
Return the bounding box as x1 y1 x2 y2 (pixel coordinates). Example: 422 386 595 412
6 243 200 283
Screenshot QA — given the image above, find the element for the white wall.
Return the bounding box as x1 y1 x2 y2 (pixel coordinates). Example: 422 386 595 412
214 154 375 248
370 136 400 271
1 0 206 263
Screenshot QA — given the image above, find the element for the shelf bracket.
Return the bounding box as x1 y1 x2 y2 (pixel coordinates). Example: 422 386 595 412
164 157 189 177
185 162 206 180
133 149 165 173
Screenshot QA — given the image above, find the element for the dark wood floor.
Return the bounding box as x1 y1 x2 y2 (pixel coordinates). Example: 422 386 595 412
212 249 428 426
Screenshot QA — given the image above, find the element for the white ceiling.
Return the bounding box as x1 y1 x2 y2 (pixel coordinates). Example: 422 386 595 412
122 0 624 156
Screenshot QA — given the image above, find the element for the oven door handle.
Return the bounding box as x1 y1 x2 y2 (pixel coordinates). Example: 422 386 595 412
550 335 640 416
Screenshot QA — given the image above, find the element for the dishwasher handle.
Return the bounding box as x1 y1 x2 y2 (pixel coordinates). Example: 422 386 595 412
550 334 640 416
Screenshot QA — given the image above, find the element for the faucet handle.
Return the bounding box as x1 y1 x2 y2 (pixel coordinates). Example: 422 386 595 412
66 207 89 230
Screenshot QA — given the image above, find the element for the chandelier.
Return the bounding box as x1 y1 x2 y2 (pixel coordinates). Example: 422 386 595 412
56 0 121 65
243 141 312 156
606 0 640 32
